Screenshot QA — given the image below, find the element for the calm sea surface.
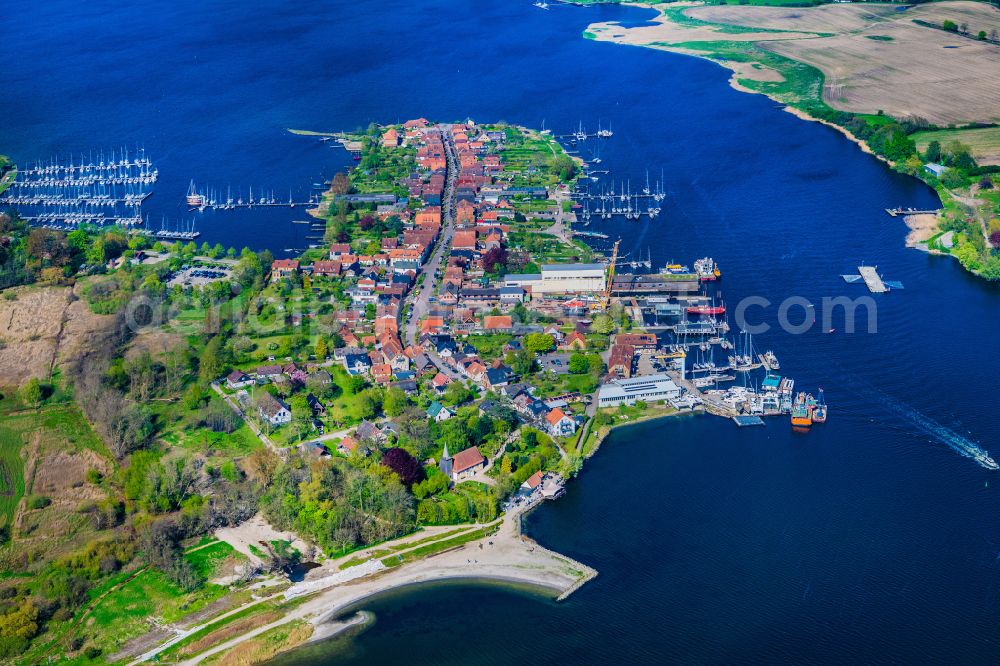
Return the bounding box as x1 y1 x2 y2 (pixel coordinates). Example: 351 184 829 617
5 0 1000 662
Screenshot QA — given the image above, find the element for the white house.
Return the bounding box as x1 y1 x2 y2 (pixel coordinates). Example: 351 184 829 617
426 401 454 422
258 393 292 426
545 407 577 438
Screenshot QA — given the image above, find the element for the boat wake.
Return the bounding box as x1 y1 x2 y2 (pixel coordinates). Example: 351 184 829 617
880 395 997 470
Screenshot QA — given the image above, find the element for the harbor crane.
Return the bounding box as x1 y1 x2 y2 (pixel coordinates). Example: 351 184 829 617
600 238 622 311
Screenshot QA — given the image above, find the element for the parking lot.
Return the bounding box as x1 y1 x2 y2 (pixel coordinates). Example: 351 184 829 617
167 265 232 287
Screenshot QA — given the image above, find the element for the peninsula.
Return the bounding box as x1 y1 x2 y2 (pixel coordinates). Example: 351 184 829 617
0 119 687 664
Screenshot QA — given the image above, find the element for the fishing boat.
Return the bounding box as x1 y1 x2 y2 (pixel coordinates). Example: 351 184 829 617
811 389 828 423
694 257 721 281
186 180 205 208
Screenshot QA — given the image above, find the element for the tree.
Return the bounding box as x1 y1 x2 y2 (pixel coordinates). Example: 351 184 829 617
568 353 589 374
990 231 1000 248
443 380 472 406
199 335 224 383
978 30 988 40
481 247 508 274
381 447 425 487
924 140 941 163
289 395 314 441
383 386 408 417
591 313 615 335
353 389 379 420
524 333 555 354
20 378 44 407
505 349 535 376
943 19 958 32
315 336 329 360
0 600 39 657
330 172 350 196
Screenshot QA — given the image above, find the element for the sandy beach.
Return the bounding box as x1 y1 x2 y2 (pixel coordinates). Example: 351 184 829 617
156 505 596 665
903 213 942 248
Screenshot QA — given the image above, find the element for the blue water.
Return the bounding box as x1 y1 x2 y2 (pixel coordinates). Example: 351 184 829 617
5 0 1000 662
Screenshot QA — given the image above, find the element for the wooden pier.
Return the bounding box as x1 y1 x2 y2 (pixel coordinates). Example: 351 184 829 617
858 265 888 293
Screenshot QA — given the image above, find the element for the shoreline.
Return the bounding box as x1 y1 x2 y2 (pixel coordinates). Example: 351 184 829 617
184 505 597 664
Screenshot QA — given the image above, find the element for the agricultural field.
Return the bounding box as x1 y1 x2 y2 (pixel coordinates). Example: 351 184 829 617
913 126 1000 166
589 1 1000 125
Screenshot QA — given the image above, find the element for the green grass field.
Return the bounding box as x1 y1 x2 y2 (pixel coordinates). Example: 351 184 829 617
912 126 1000 166
0 425 25 529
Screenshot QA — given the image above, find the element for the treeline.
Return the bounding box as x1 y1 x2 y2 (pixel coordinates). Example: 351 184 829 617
260 456 415 555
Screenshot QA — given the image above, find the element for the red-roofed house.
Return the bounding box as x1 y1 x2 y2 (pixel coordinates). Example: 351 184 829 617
271 259 299 282
546 407 577 438
562 331 587 351
371 363 392 385
452 229 477 251
521 470 544 493
432 372 451 391
420 317 445 335
313 260 341 277
381 127 400 148
483 315 513 333
416 207 442 227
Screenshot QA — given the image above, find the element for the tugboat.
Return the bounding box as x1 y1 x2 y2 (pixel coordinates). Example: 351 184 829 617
811 389 828 423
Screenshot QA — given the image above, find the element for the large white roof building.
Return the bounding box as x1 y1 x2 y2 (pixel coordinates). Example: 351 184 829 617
597 373 682 407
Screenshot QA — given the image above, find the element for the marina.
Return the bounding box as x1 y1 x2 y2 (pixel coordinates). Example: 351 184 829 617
184 181 322 212
1 148 156 228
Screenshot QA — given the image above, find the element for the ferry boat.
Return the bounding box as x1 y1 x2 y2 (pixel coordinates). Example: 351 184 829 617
811 389 828 423
186 180 205 208
694 257 721 281
687 304 726 316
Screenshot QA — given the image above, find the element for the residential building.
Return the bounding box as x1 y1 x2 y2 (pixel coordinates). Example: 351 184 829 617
426 401 454 422
545 407 577 438
257 393 291 426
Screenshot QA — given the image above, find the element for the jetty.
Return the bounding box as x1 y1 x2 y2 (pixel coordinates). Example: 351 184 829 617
885 207 940 217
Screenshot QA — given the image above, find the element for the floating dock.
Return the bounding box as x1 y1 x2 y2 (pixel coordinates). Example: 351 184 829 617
858 265 888 293
732 416 765 427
